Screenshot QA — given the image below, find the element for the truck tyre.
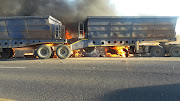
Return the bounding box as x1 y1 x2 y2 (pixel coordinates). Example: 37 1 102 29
56 45 71 59
150 46 165 57
36 45 52 59
84 47 95 53
169 46 180 57
1 48 14 58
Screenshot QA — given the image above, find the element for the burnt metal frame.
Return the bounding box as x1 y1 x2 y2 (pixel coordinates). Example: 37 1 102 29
70 38 176 51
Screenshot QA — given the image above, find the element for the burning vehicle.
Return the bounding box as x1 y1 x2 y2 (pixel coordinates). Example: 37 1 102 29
70 16 179 58
0 16 179 59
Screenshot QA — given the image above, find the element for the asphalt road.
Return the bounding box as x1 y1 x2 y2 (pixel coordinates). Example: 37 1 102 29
0 57 180 101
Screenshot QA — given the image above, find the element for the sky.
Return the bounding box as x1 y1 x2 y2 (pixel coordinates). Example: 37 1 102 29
110 0 180 34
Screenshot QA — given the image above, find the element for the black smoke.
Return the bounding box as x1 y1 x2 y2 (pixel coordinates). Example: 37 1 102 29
0 0 116 37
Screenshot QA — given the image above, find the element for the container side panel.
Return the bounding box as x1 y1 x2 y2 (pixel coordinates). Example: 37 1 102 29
154 31 175 38
7 26 27 32
133 25 154 30
132 31 154 38
0 32 9 39
8 32 25 39
155 18 177 25
28 25 50 31
0 26 7 32
27 19 49 25
111 26 132 31
0 16 64 42
88 31 110 38
0 20 7 33
27 19 52 39
133 18 155 25
6 19 25 26
27 31 52 39
111 19 132 25
155 25 175 30
111 31 132 38
87 16 178 39
88 25 110 31
0 20 6 26
88 19 110 25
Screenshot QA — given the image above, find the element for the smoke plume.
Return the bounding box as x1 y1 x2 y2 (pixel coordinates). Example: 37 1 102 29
0 0 116 36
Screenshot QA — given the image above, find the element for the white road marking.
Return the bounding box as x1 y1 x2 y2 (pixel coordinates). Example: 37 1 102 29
0 66 27 69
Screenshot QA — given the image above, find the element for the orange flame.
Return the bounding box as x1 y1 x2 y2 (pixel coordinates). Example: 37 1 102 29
71 49 85 57
46 44 54 47
84 32 85 38
106 46 129 57
53 52 58 58
65 31 72 39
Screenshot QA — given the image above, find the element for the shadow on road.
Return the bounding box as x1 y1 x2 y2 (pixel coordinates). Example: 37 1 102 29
101 84 180 101
0 58 40 61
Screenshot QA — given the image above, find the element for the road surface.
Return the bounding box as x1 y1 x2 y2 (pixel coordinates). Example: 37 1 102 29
0 57 180 101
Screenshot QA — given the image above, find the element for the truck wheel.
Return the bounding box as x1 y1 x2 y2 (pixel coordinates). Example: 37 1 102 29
84 47 95 53
169 46 180 57
36 45 52 59
150 46 165 57
1 48 14 58
56 45 71 59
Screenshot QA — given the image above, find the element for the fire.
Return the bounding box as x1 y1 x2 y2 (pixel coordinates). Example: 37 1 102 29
106 46 129 57
46 44 54 47
84 32 85 38
70 46 130 58
65 31 72 39
52 52 58 58
71 49 85 57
